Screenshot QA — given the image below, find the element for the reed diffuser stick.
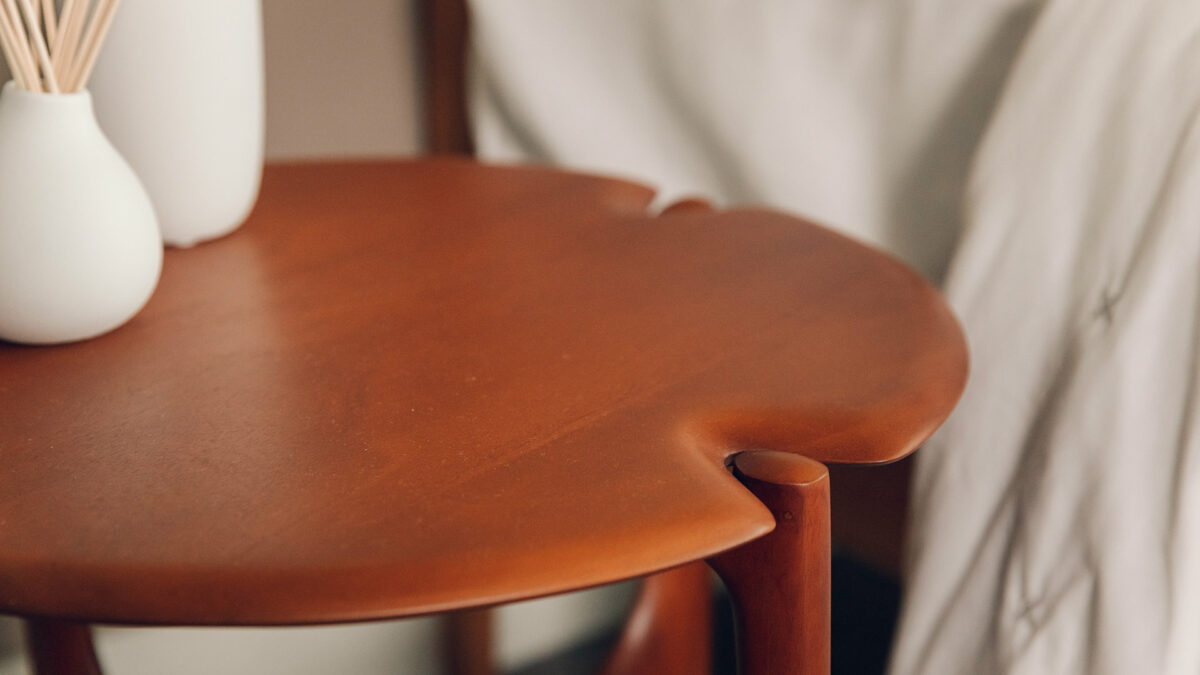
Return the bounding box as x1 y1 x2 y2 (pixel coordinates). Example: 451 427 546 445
16 0 58 92
66 0 113 91
38 0 52 44
0 12 30 90
2 1 28 56
54 0 88 81
49 0 75 69
0 2 35 90
0 0 117 93
62 0 98 87
9 1 40 91
69 0 116 91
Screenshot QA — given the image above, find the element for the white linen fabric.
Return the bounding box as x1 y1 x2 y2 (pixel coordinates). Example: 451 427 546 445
466 0 1200 672
469 0 1043 283
896 1 1200 673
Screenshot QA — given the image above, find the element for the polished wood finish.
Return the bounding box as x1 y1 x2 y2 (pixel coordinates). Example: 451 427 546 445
710 451 832 675
419 0 472 155
444 199 726 675
599 562 712 675
0 159 965 675
25 620 103 675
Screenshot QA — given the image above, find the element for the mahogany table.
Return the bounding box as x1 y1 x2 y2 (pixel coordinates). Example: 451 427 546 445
0 161 967 674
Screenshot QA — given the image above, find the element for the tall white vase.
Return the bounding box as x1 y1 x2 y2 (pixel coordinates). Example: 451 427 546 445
89 0 265 248
0 84 162 344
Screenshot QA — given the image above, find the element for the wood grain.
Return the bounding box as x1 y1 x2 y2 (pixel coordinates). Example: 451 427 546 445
0 160 966 627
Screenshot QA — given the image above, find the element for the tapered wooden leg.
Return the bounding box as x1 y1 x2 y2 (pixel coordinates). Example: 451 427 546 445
708 450 831 675
418 0 473 155
25 619 103 675
599 561 712 675
442 608 495 675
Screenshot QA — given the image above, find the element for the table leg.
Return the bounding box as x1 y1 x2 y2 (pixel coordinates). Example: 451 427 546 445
442 608 495 675
708 450 831 675
25 619 103 675
598 561 712 675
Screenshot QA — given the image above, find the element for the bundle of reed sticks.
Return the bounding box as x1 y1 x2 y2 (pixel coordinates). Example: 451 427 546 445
0 0 120 93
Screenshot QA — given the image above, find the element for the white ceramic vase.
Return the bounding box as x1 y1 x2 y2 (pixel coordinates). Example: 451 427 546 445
89 0 265 248
0 83 162 345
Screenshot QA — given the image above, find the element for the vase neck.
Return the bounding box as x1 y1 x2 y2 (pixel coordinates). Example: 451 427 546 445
0 81 98 129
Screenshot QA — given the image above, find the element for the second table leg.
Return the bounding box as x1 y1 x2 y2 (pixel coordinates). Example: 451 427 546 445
26 619 103 675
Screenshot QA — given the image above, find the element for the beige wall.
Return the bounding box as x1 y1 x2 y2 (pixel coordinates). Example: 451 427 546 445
263 0 423 159
0 0 424 158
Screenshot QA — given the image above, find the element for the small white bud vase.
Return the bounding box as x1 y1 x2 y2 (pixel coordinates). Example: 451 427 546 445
0 83 162 345
89 0 265 248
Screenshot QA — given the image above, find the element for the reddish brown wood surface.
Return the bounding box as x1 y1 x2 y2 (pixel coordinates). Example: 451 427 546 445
0 160 966 627
710 451 832 675
599 562 713 675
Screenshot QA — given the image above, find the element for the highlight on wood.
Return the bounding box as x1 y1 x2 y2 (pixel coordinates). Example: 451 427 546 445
0 0 120 93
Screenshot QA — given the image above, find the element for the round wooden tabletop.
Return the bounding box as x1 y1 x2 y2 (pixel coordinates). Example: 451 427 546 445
0 160 967 626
